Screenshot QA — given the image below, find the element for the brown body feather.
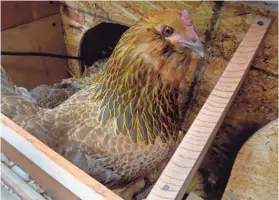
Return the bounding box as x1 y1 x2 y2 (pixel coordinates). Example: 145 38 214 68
1 9 203 189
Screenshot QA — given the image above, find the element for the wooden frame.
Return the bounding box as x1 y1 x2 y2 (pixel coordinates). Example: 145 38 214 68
1 15 271 200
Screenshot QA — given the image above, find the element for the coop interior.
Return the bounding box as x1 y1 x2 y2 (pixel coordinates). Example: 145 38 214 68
1 1 278 200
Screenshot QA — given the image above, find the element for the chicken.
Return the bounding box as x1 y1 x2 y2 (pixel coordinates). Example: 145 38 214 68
1 9 204 190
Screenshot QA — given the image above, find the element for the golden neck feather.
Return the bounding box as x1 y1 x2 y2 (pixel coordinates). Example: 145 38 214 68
94 24 188 145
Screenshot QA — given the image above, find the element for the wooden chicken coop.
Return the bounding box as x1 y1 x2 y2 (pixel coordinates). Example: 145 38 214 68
1 1 278 200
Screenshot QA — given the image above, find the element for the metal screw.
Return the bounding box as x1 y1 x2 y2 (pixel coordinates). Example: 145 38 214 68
257 21 264 26
163 185 170 191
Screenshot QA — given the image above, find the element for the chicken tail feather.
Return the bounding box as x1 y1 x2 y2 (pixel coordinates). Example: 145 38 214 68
1 67 38 119
1 68 57 147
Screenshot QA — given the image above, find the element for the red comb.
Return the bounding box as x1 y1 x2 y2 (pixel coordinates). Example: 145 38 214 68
181 9 192 26
181 9 198 39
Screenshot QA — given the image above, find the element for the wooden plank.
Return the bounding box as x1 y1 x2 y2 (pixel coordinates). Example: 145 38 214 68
221 119 278 200
186 193 203 200
1 1 60 31
1 163 46 200
1 139 80 200
146 15 272 200
1 14 70 89
1 184 21 200
0 114 123 200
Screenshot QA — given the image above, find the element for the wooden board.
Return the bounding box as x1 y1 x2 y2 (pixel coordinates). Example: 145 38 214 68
1 139 80 200
1 1 60 30
186 193 203 200
1 163 46 200
146 15 272 200
0 114 123 200
1 14 70 89
222 119 278 200
1 184 22 200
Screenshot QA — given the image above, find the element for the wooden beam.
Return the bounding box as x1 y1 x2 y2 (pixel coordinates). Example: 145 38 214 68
1 139 80 200
0 114 123 200
146 15 272 200
1 163 46 200
1 184 21 200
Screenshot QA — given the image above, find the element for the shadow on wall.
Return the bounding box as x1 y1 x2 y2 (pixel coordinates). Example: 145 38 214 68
79 22 129 73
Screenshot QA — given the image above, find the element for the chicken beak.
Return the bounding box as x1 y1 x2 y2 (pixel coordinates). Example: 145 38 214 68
179 37 205 58
192 39 205 58
181 38 205 58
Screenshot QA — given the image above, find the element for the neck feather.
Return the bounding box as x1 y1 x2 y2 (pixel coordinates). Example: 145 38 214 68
93 24 183 145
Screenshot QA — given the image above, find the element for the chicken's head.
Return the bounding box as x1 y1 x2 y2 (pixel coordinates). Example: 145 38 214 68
141 9 204 58
105 9 205 88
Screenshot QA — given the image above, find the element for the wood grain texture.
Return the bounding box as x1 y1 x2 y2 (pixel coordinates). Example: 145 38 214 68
146 15 272 200
1 163 46 200
0 114 123 200
1 139 80 200
1 1 60 30
1 14 70 89
222 119 278 200
186 192 203 200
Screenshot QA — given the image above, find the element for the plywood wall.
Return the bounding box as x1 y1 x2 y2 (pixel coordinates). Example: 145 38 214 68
1 1 70 89
59 1 278 198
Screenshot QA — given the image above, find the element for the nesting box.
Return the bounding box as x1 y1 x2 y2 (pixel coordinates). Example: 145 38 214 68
1 1 278 200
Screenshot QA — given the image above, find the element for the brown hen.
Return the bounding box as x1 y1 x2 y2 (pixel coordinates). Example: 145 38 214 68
1 9 204 189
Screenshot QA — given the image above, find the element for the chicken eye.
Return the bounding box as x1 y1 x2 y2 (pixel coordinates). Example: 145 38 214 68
162 26 174 37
